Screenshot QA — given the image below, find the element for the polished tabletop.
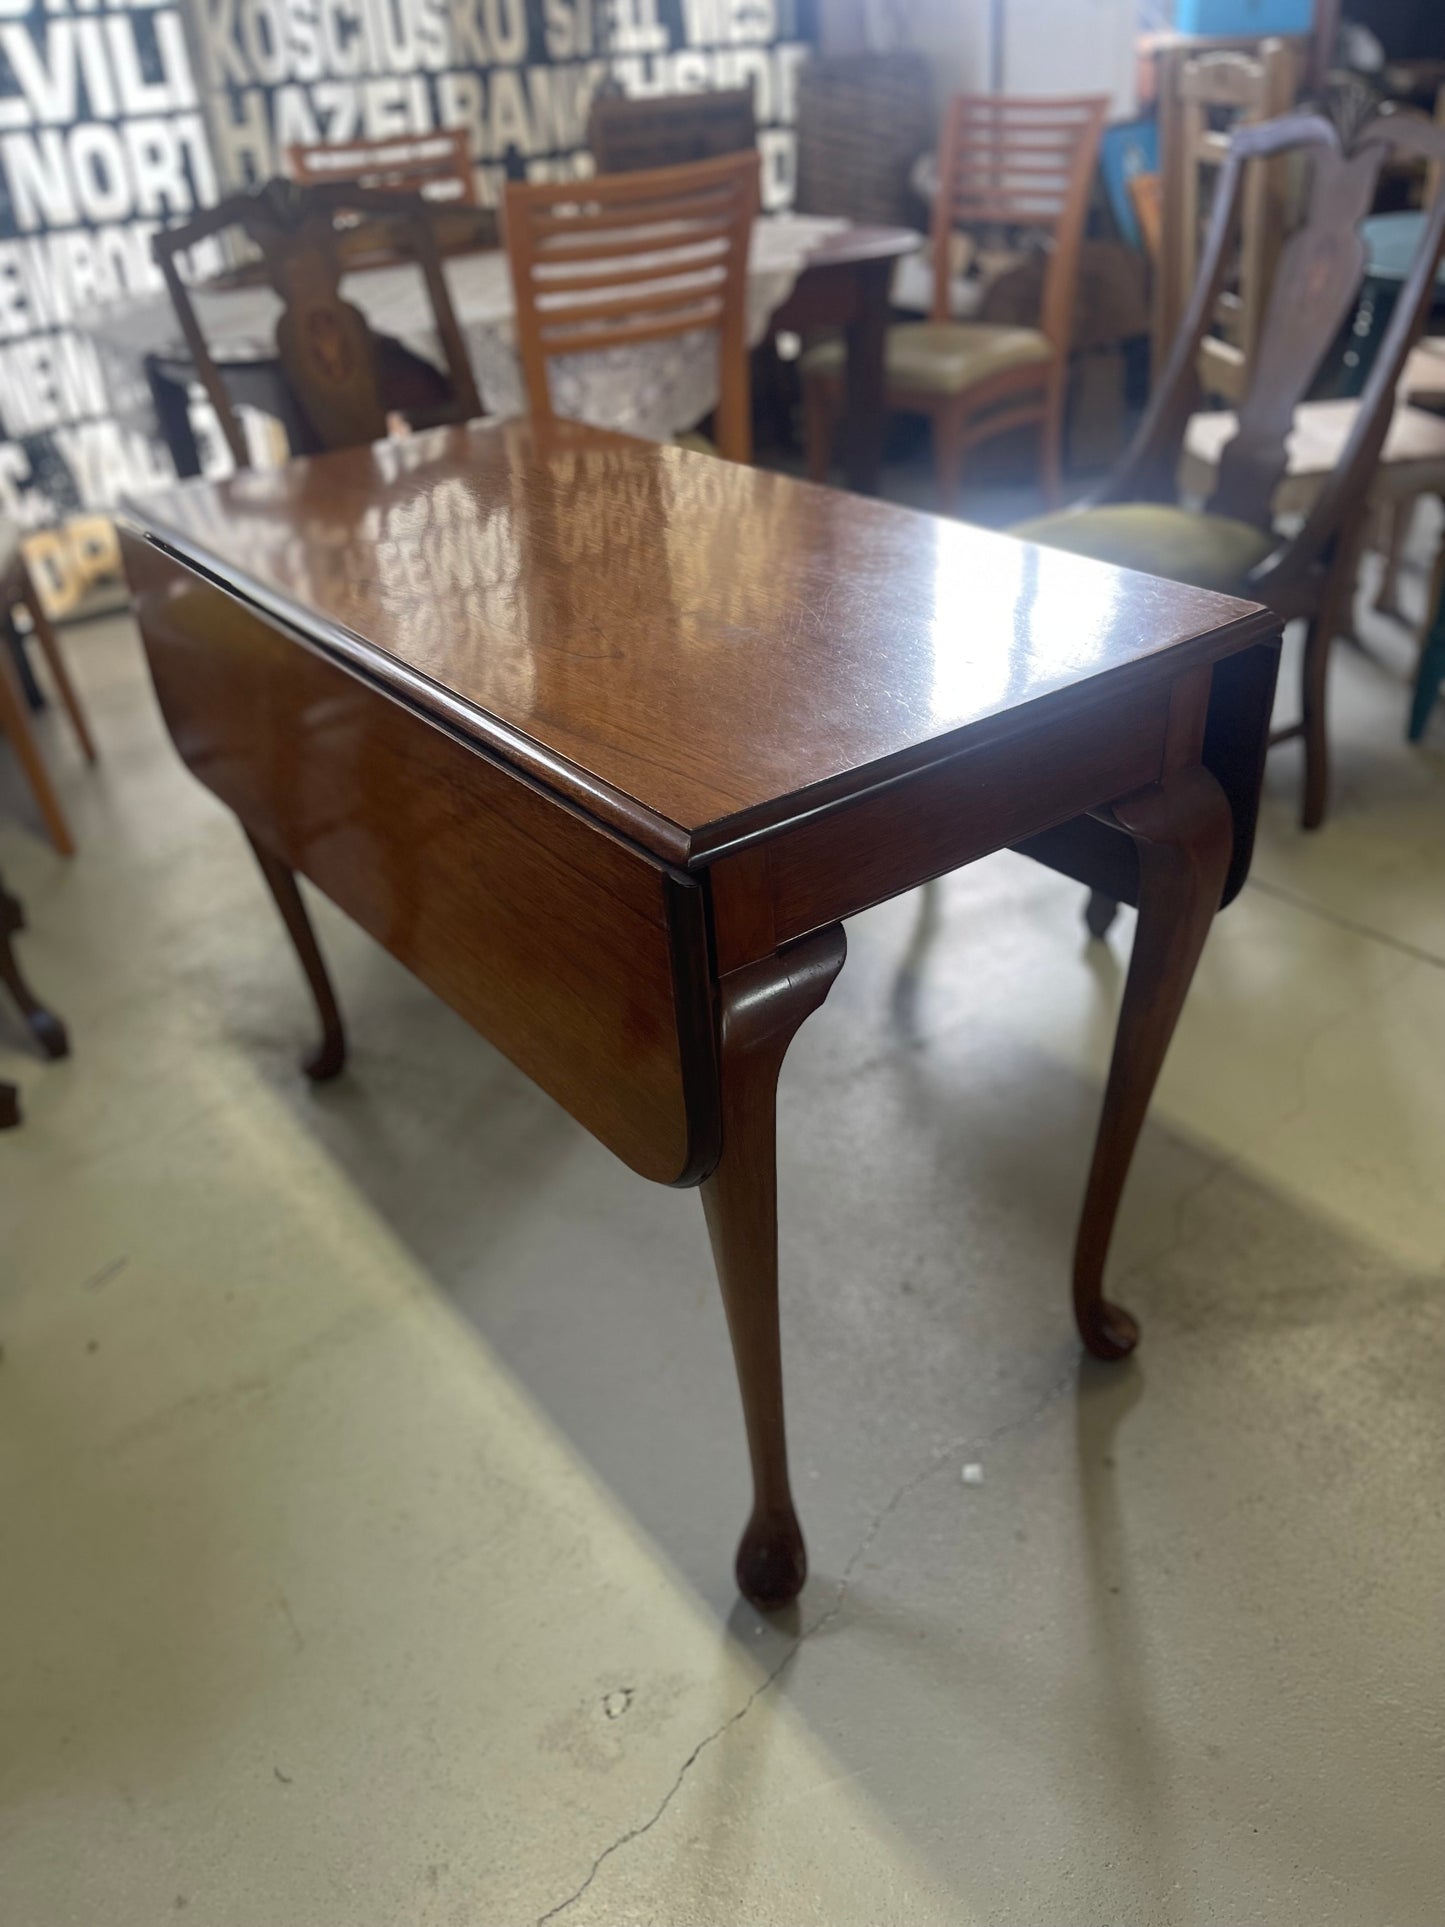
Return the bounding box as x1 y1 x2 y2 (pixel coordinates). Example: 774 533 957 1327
124 420 1269 864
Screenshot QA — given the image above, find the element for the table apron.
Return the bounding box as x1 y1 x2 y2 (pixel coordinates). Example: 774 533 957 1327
705 682 1173 975
123 533 718 1187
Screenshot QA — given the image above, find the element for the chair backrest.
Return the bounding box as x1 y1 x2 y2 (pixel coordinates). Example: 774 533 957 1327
1174 39 1300 402
1427 83 1445 205
930 94 1108 360
502 151 759 463
1102 105 1445 600
153 179 482 469
793 53 935 227
287 129 477 205
587 88 756 176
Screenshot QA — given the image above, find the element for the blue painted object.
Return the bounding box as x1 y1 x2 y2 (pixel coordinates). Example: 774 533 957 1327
1099 118 1159 254
1174 0 1314 32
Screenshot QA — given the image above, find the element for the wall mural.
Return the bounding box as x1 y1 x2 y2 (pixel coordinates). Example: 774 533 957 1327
0 0 815 529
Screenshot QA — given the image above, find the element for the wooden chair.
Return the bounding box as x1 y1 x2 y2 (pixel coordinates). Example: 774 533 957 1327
1012 104 1445 833
502 151 759 463
1171 39 1300 404
153 179 482 469
1144 31 1310 377
800 93 1108 504
287 128 477 204
0 866 69 1128
587 88 756 176
0 522 98 857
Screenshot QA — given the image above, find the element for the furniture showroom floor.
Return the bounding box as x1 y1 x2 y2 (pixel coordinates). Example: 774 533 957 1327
3 541 1443 1926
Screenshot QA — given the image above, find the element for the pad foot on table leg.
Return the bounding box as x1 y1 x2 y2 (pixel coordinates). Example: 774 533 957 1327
735 1506 808 1612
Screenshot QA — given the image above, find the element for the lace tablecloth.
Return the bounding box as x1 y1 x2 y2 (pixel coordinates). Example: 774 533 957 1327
85 214 850 447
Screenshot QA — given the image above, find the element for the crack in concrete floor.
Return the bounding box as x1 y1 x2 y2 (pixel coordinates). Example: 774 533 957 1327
534 1361 1076 1923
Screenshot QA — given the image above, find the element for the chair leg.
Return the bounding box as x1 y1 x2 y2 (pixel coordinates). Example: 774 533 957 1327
1373 497 1411 620
20 576 97 765
0 875 69 1060
1039 369 1067 509
932 404 969 506
244 830 347 1081
1408 564 1445 743
0 1080 17 1129
1084 889 1120 939
1072 766 1232 1360
1299 537 1364 832
801 373 837 485
700 925 846 1609
0 620 75 856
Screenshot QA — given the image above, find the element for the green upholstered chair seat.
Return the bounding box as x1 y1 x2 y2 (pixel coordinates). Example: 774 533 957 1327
801 322 1055 397
1010 502 1276 596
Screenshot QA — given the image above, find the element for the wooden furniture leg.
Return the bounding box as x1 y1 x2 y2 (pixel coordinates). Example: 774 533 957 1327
0 621 74 856
244 830 347 1080
19 577 97 765
1373 497 1411 618
1073 766 1232 1360
701 924 847 1609
0 874 69 1061
1085 888 1120 939
932 402 969 505
802 373 838 486
841 256 891 496
1408 530 1445 742
1039 366 1067 509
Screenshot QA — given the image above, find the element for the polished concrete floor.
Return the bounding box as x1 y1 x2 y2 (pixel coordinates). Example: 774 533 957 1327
2 526 1444 1924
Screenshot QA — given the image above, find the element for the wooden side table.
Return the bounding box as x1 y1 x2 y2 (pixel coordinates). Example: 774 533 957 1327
121 420 1280 1605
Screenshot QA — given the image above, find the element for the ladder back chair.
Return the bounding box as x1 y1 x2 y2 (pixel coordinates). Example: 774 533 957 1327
801 92 1107 504
587 88 757 176
1173 39 1301 404
502 151 759 463
1014 103 1445 834
153 179 482 468
287 129 478 204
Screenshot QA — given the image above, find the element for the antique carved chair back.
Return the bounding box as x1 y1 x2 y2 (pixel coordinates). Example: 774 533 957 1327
930 94 1108 359
1113 108 1445 565
287 129 478 204
587 89 757 176
153 181 482 469
1174 39 1301 403
1032 105 1445 830
502 151 759 463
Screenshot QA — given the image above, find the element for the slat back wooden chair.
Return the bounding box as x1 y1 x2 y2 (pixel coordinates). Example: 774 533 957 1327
153 179 482 469
287 129 477 204
1174 39 1301 404
502 151 759 463
800 92 1108 503
587 88 756 176
1014 104 1445 832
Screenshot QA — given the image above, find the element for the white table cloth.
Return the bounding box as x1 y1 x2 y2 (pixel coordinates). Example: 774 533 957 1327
83 214 851 447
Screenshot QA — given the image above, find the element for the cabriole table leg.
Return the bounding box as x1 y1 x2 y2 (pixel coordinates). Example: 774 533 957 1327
1073 765 1233 1360
701 925 847 1609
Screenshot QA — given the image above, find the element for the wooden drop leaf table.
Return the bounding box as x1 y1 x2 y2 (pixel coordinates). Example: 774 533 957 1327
120 422 1280 1609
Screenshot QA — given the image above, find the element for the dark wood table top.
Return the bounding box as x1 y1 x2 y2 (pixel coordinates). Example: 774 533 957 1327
125 419 1271 867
